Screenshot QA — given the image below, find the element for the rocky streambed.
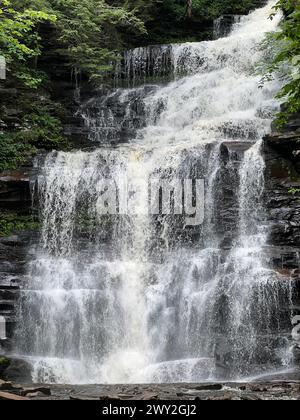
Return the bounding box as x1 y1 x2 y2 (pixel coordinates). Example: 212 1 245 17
0 377 300 400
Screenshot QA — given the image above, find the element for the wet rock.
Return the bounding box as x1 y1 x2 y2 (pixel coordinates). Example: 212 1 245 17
0 357 10 377
205 393 234 401
4 381 298 400
0 170 32 210
2 358 33 383
0 391 29 400
26 391 45 398
21 386 51 397
240 394 261 401
249 385 268 392
194 384 223 391
213 15 241 39
0 379 13 390
0 230 37 344
0 235 24 247
264 134 300 251
117 46 174 86
70 394 99 401
131 393 158 400
292 344 300 364
79 86 154 144
265 131 300 169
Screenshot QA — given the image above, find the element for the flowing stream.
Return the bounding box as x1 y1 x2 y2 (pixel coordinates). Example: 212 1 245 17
16 1 294 384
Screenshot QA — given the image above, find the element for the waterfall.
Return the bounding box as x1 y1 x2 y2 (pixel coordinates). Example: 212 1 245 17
15 1 293 384
118 45 174 86
213 15 242 40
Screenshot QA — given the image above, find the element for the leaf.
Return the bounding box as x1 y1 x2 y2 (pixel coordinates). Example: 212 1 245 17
292 72 300 81
292 55 300 66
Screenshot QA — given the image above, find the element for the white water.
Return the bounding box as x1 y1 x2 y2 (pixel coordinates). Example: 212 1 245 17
213 15 241 39
16 2 293 384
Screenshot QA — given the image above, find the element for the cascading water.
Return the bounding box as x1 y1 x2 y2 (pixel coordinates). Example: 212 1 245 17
213 15 242 40
15 1 294 384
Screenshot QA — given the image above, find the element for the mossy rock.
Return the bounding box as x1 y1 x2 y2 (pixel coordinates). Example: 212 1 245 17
0 357 10 378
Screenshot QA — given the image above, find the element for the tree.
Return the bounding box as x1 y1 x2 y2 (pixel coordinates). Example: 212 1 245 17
50 0 147 81
185 0 193 19
265 0 300 126
0 0 56 87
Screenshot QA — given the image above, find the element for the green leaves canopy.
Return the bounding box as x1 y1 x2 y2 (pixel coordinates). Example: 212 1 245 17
0 0 55 61
0 0 147 82
0 0 56 86
51 0 147 80
267 0 300 125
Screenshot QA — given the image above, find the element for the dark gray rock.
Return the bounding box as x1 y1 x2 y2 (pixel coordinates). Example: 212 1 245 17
264 124 300 355
0 167 38 346
1 357 33 383
0 169 32 210
213 15 241 39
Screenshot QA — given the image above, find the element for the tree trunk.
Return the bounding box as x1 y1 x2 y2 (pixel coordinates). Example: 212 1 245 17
185 0 193 19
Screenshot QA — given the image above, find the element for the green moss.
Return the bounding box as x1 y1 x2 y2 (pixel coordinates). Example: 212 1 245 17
0 213 40 237
0 357 10 378
0 357 9 368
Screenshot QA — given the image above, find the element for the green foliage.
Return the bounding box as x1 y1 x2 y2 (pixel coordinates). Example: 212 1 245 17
264 0 300 126
289 187 300 203
0 134 35 171
124 0 259 44
0 212 39 236
0 95 69 171
185 0 259 19
0 0 55 61
147 0 258 21
49 0 147 81
0 357 9 367
289 188 300 195
1 0 149 81
0 0 56 87
20 102 67 148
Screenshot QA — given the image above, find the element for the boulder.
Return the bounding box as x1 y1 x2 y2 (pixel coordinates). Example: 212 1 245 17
1 358 33 384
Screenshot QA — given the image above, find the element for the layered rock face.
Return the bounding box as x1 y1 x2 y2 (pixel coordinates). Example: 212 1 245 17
0 169 35 352
264 117 300 364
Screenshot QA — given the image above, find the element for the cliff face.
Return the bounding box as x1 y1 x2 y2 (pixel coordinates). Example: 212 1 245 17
0 169 34 350
264 118 300 364
265 129 300 250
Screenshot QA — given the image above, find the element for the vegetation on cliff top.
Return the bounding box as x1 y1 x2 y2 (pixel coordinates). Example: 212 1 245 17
1 0 261 80
265 0 300 126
